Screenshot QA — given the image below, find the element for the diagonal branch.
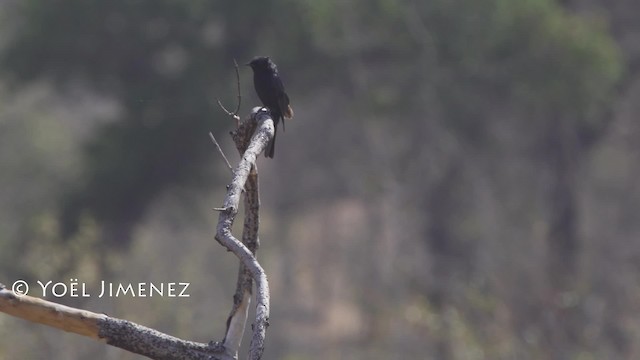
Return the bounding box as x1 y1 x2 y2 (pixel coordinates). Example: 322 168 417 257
209 131 233 172
0 286 232 360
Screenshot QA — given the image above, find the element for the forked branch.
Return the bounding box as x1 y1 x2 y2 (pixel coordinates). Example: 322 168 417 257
216 107 273 360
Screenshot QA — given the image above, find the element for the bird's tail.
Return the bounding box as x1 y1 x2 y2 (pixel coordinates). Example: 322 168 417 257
284 105 294 119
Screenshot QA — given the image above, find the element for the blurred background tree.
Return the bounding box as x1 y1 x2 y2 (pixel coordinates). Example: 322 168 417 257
1 0 638 359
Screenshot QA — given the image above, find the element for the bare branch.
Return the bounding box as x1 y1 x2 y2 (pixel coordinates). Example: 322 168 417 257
216 99 238 119
0 287 234 360
222 110 262 356
209 132 233 172
217 59 243 126
232 58 242 115
216 107 273 360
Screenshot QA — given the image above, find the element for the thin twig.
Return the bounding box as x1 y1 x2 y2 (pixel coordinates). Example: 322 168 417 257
210 132 233 172
217 99 234 116
216 59 242 127
232 58 242 115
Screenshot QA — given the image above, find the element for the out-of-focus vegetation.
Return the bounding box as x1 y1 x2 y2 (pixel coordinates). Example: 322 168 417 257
0 0 638 359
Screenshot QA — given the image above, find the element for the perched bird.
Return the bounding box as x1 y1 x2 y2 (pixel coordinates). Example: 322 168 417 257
247 56 293 158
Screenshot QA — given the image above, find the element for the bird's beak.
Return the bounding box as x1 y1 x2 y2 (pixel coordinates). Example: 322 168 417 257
244 62 251 67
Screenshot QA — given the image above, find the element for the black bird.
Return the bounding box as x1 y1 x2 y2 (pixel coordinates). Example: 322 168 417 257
247 56 293 158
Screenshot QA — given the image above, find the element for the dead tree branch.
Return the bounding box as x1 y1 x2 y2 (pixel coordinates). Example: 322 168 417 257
216 107 273 360
0 286 232 360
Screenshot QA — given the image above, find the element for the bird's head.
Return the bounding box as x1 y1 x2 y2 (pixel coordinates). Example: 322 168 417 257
246 56 272 70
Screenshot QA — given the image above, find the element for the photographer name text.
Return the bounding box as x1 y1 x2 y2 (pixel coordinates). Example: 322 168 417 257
11 279 191 298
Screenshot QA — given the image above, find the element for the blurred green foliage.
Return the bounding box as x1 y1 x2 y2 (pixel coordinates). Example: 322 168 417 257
4 0 232 246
